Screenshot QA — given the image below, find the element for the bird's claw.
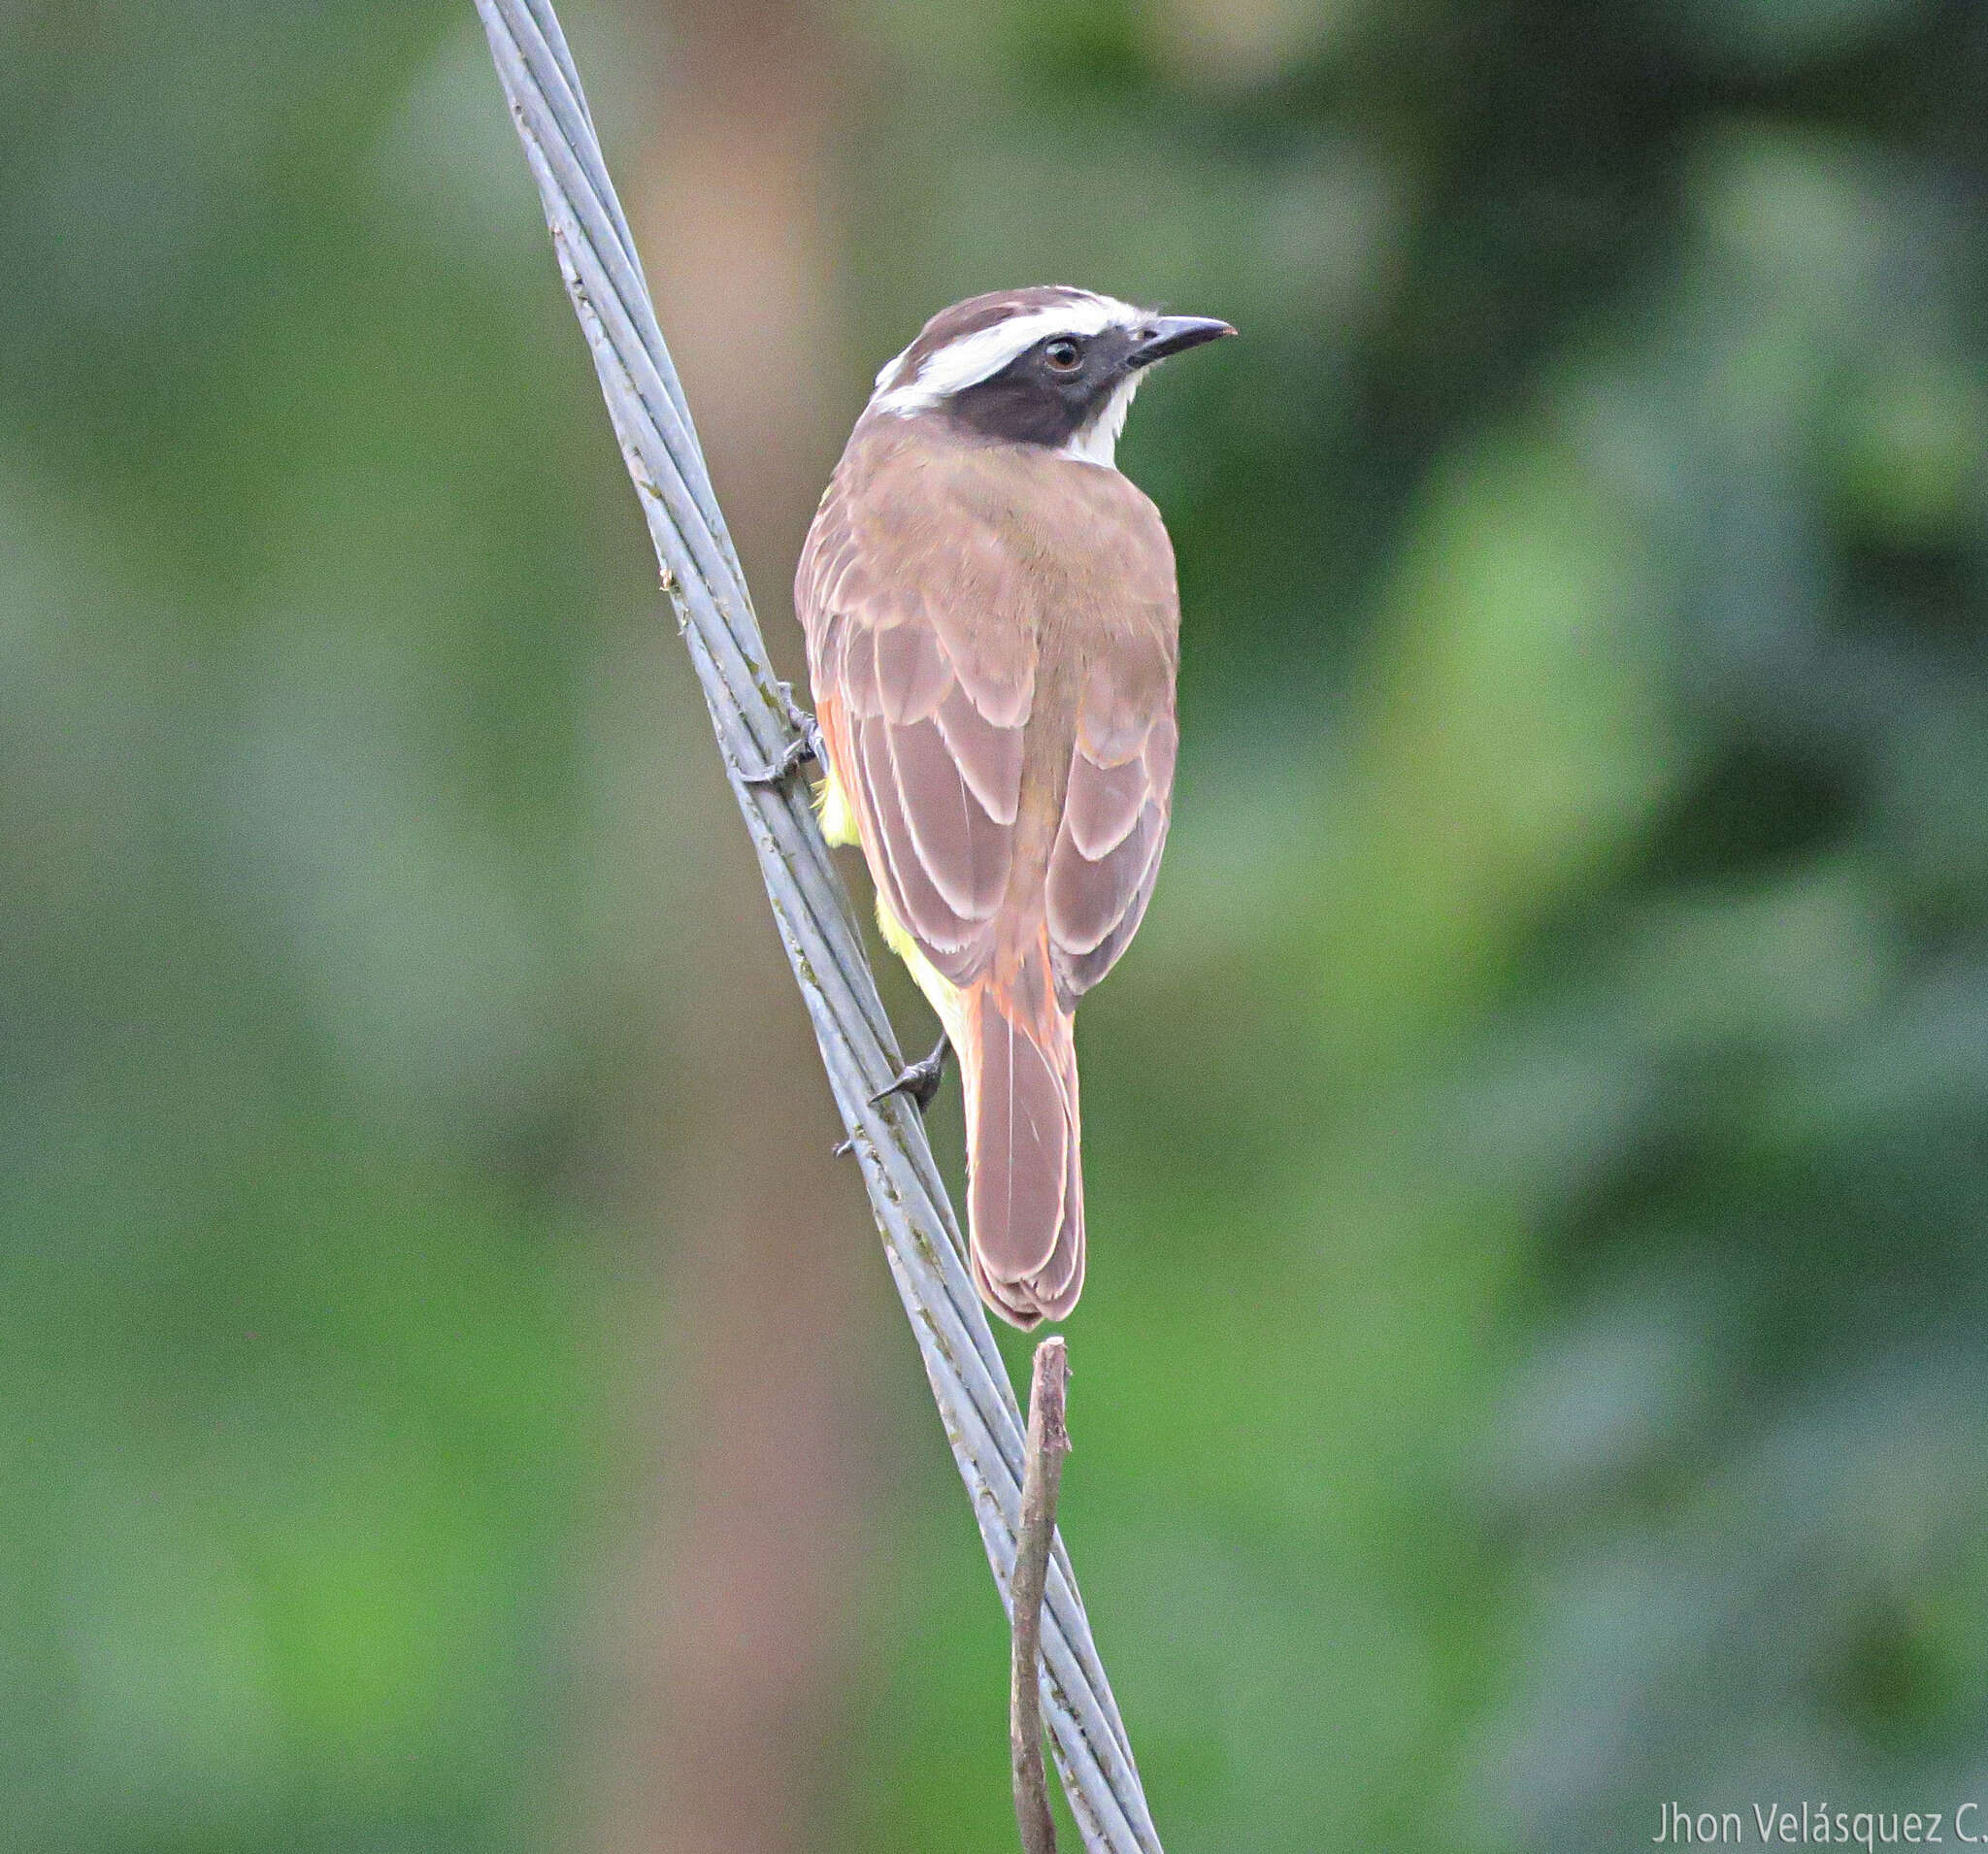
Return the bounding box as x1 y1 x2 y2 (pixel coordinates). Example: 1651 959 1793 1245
834 1034 952 1156
740 730 818 787
741 684 826 787
873 1035 951 1113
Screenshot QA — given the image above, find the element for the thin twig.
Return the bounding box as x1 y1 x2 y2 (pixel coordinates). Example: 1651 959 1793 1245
1013 1339 1072 1854
470 6 1161 1850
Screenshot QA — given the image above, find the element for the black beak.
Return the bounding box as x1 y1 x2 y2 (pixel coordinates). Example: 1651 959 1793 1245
1126 315 1238 369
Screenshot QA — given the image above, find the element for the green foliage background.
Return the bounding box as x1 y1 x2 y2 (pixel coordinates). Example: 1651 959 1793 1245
4 0 1987 1848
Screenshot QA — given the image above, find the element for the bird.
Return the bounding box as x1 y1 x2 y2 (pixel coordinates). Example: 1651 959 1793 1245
790 286 1234 1327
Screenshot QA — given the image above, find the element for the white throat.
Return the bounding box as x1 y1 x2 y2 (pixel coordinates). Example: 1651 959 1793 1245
1060 373 1141 469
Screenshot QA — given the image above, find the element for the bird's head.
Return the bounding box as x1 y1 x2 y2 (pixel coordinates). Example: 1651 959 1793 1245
867 286 1235 467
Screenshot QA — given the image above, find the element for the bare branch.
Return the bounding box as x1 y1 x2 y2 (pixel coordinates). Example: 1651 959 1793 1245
1013 1339 1072 1854
471 4 1162 1849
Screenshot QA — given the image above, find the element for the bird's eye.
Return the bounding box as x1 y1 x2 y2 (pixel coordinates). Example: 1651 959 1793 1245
1044 339 1082 372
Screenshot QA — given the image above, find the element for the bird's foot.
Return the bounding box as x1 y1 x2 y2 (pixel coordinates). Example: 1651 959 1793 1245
835 1034 951 1155
740 683 826 787
875 1033 951 1113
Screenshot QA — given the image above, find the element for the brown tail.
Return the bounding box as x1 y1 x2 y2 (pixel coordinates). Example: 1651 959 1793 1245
958 958 1084 1329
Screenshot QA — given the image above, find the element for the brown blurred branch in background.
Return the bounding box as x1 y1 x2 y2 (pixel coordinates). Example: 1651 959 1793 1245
1012 1340 1072 1854
594 5 874 1854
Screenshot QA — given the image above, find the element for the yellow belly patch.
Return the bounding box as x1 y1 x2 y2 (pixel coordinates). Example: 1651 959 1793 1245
817 764 968 1049
816 763 861 847
875 886 970 1052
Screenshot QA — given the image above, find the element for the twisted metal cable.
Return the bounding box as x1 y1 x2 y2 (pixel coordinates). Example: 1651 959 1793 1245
472 5 1163 1847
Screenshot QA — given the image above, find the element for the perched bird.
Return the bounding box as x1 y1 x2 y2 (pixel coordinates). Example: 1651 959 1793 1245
793 286 1234 1326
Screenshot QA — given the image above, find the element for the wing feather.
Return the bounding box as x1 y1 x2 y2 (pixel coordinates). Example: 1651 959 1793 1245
856 715 984 965
934 682 1024 827
1063 752 1151 861
873 619 951 724
887 715 1011 919
1046 690 1177 1002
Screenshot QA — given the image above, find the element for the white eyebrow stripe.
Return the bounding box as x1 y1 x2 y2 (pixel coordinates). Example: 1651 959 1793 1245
872 294 1143 414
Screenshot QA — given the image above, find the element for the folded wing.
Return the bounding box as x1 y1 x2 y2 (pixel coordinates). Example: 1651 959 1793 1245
797 466 1031 988
1045 638 1178 1006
